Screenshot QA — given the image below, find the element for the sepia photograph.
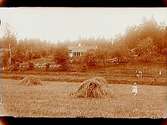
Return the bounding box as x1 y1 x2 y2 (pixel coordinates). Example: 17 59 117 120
0 7 167 118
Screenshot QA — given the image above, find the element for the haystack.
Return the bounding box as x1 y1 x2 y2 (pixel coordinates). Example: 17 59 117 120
72 77 109 98
20 75 43 86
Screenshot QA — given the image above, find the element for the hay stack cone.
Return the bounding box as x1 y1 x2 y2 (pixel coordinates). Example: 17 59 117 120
72 77 109 98
20 75 43 86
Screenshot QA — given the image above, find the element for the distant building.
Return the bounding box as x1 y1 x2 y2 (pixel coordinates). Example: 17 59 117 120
68 43 96 58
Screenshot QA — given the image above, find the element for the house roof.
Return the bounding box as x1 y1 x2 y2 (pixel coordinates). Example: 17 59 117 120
68 45 96 52
68 46 87 52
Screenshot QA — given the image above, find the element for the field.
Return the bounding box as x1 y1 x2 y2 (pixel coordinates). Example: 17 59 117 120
1 78 167 118
1 63 167 86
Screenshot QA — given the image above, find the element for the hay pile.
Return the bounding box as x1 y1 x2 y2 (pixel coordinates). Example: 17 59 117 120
72 77 109 98
20 75 43 86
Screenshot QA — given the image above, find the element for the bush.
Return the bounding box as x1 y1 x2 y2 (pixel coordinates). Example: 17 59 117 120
83 51 97 68
28 62 34 70
53 46 69 71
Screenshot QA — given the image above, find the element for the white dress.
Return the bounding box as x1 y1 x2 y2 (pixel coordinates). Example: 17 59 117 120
132 85 138 95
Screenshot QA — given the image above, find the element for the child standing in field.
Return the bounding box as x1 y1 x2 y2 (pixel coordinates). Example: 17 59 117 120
132 82 138 96
159 70 162 76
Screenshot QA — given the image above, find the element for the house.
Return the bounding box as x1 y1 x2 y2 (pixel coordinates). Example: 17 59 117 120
68 43 97 58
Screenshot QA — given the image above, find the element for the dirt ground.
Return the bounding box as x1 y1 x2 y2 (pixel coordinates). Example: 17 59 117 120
0 78 167 118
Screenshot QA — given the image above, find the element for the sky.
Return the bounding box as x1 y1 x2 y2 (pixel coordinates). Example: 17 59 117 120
0 8 167 43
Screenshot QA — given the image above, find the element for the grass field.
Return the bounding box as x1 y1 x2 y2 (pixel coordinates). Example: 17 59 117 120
1 63 167 86
1 78 167 118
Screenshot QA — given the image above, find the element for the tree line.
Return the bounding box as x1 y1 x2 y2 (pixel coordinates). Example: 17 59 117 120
0 18 167 71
